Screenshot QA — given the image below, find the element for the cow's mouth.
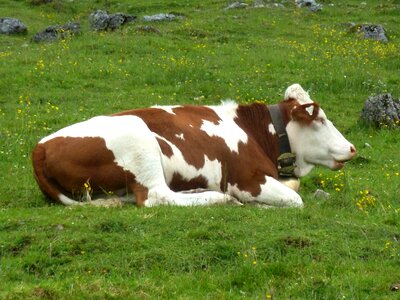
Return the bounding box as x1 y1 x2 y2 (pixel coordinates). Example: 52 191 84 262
332 158 352 170
332 161 345 170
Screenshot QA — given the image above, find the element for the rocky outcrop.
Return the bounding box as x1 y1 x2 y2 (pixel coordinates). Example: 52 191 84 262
360 93 400 128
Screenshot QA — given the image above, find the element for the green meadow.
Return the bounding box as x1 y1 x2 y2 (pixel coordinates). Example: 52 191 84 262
1 0 399 298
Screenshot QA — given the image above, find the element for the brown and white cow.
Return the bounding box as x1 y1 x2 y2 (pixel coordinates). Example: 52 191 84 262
32 84 356 208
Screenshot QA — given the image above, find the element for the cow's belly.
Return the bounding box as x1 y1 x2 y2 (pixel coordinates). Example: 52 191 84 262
160 152 223 192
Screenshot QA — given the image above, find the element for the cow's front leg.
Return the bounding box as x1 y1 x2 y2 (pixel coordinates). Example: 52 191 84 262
231 176 303 208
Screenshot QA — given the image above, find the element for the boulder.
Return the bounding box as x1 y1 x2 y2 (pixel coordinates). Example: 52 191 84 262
360 93 400 128
108 13 136 30
0 17 27 35
224 1 285 10
142 13 182 22
295 0 322 12
89 10 109 31
224 2 249 10
358 24 388 43
31 22 80 43
89 10 136 31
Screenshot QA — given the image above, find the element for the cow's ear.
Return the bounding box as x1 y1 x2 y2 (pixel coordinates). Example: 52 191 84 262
291 103 320 125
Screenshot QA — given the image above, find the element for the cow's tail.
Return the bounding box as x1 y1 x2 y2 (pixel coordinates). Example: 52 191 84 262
32 144 82 206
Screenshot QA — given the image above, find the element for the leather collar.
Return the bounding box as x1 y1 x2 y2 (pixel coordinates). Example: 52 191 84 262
269 104 296 177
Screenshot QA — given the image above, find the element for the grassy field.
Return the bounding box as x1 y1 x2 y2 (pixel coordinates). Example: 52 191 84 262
1 0 400 298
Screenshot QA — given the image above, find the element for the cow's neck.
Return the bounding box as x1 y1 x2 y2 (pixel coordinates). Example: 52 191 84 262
236 103 296 177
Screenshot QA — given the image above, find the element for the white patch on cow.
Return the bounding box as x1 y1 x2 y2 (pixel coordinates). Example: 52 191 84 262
268 123 276 135
284 84 312 104
39 116 106 143
175 133 185 140
305 105 314 116
220 99 237 107
200 103 248 153
227 176 303 207
151 105 181 114
155 135 223 191
59 194 83 206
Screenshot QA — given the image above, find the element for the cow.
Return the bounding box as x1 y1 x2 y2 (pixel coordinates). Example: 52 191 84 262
32 84 356 208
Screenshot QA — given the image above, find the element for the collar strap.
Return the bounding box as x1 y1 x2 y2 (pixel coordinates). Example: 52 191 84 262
269 104 296 177
269 104 291 154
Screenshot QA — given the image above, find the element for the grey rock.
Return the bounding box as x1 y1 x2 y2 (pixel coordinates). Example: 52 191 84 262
313 189 330 199
253 0 266 8
256 1 285 8
271 3 285 8
295 0 322 12
225 1 286 10
31 22 80 43
358 24 388 43
224 1 249 10
0 17 27 35
89 10 110 31
143 13 181 22
360 93 400 128
108 13 136 30
89 10 136 31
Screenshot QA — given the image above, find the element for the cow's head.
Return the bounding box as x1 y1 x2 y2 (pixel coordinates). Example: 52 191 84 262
282 84 356 177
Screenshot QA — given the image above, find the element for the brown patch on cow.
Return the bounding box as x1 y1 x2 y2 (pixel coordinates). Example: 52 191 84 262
42 137 135 196
228 103 281 196
236 103 280 169
169 173 208 192
156 137 173 157
130 181 148 206
291 102 320 125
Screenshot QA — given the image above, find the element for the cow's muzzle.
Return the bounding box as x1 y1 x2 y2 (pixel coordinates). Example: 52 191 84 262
332 145 356 170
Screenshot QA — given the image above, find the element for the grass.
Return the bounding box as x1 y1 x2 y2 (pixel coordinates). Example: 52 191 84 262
0 0 400 298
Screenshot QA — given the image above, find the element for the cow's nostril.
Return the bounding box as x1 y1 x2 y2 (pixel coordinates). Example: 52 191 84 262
350 145 356 154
